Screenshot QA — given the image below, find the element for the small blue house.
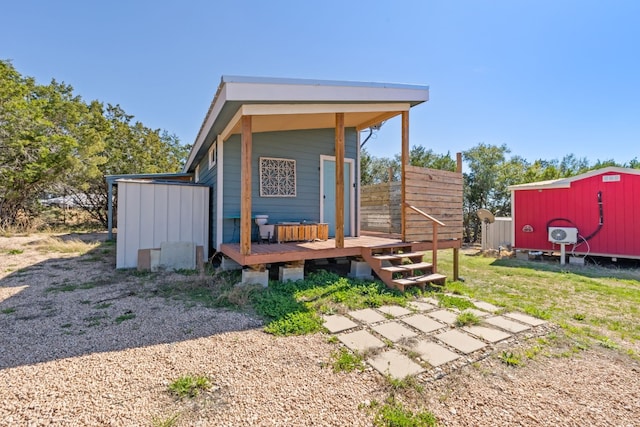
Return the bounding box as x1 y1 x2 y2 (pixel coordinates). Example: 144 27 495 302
180 76 462 288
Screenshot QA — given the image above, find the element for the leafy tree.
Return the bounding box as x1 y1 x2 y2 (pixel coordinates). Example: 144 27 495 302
462 143 510 242
0 60 94 226
395 145 456 172
64 104 189 227
0 59 189 229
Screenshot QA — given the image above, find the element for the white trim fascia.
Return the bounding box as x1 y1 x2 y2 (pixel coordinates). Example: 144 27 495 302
226 82 429 105
508 166 640 191
511 189 516 248
184 84 228 172
216 135 224 251
319 155 355 237
241 102 410 116
220 108 244 143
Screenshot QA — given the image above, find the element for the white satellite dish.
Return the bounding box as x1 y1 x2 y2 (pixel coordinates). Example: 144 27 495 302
476 209 496 224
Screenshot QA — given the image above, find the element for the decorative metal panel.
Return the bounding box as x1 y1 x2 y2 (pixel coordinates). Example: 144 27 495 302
259 157 296 197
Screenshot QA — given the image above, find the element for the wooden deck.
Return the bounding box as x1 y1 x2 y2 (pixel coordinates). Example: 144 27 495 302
219 232 461 266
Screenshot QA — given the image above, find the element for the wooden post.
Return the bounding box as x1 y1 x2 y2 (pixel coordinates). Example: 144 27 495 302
401 111 409 242
240 115 252 256
335 113 345 248
432 223 439 273
453 152 463 281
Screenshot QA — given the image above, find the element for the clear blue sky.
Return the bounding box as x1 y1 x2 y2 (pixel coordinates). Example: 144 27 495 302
2 0 638 165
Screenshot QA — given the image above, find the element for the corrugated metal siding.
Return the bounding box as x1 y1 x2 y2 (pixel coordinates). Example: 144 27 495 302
217 128 357 243
513 171 640 257
482 217 512 250
116 181 209 268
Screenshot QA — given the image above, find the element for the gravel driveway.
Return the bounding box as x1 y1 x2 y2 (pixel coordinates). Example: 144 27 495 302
1 233 639 426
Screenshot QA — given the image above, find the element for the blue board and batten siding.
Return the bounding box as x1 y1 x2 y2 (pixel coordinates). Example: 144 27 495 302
196 127 358 245
194 151 216 250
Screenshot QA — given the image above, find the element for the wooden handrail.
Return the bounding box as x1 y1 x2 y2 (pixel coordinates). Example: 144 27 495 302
404 202 445 273
404 203 446 226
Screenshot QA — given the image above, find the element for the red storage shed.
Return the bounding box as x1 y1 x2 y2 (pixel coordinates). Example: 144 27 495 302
509 167 640 260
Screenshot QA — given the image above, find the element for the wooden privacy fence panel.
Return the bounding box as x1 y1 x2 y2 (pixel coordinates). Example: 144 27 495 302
361 182 401 234
405 165 463 242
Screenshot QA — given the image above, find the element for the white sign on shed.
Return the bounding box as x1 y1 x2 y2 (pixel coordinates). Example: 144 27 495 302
115 180 209 269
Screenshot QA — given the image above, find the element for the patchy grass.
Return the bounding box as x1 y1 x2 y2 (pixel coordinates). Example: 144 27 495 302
34 236 100 254
437 294 475 311
499 351 523 367
434 248 640 356
331 348 366 373
370 398 437 427
151 413 180 427
167 375 211 399
455 310 481 327
250 271 419 336
114 312 135 324
5 248 24 255
1 307 16 314
45 282 98 293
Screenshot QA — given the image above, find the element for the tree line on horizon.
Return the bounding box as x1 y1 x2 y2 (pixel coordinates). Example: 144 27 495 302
0 60 189 229
361 144 639 242
2 59 637 241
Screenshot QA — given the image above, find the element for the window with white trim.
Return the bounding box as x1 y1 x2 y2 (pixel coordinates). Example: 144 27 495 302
259 157 296 197
208 142 217 169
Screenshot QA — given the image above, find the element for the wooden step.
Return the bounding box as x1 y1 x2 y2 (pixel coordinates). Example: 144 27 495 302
394 251 425 259
401 262 433 272
412 273 447 285
372 254 403 261
380 265 409 273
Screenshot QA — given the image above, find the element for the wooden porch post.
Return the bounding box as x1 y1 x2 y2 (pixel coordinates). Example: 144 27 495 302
453 152 462 280
401 111 409 242
240 115 252 255
335 113 345 248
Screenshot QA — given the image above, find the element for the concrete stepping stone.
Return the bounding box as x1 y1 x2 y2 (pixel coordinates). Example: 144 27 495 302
401 314 445 334
427 309 458 325
473 301 501 313
322 314 358 333
405 340 460 366
420 297 440 306
504 312 547 326
372 321 418 342
436 330 487 354
348 308 386 324
407 301 436 312
463 325 511 343
465 308 490 318
484 316 531 333
367 349 425 379
376 305 412 317
338 330 385 353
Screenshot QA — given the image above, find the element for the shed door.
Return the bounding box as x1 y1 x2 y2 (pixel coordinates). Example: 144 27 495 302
321 156 353 237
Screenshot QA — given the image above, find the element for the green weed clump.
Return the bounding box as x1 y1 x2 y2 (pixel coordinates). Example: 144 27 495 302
263 311 323 336
168 375 211 399
499 351 523 367
373 398 437 427
437 294 475 311
331 348 365 373
455 311 480 327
